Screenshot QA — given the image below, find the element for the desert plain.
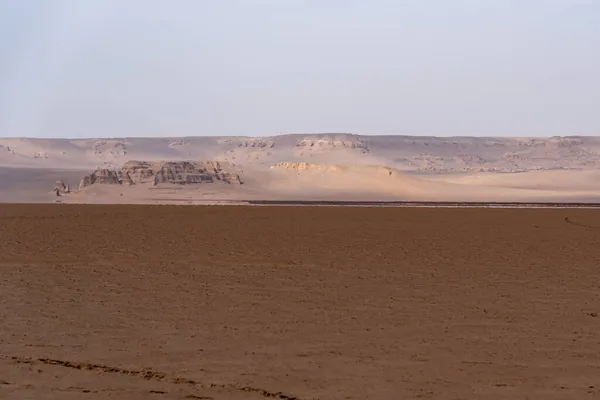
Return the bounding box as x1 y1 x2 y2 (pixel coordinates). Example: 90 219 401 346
1 204 600 399
3 134 600 204
2 133 600 399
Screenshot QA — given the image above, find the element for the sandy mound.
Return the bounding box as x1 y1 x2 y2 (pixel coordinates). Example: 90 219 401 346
267 162 600 202
267 162 446 199
423 169 600 191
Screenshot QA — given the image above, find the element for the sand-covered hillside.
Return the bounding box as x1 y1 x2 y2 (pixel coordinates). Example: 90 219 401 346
1 134 600 203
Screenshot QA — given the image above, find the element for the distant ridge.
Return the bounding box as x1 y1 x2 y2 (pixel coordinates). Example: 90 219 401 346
3 133 600 172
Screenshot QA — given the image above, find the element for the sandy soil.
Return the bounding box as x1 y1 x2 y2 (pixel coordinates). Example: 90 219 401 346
1 205 600 399
4 165 600 205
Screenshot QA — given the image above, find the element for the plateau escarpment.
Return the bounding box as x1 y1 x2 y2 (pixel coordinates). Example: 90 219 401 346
270 162 349 173
295 137 369 152
4 134 600 173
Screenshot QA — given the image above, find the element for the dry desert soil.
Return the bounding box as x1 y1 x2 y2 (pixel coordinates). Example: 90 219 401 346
1 205 600 399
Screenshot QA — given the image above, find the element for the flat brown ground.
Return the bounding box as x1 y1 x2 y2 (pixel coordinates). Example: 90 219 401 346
1 205 599 400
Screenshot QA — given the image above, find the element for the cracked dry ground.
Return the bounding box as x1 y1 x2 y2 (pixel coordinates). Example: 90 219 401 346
1 205 600 400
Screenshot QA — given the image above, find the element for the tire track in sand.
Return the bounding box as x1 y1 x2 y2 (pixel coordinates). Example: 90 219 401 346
10 356 300 400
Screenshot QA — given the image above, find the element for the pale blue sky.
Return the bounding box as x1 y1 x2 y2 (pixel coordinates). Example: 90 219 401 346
0 0 599 138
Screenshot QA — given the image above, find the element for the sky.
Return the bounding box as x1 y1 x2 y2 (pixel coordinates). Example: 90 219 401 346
0 0 599 138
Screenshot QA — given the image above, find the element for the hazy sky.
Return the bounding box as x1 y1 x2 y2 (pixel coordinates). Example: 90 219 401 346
0 0 599 138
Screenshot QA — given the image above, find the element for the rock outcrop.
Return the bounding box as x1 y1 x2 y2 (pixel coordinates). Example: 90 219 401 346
217 138 275 148
54 180 65 191
121 161 155 184
54 180 64 196
152 161 234 185
123 160 241 185
51 180 71 196
93 140 128 160
78 168 121 189
78 160 242 190
295 137 369 152
168 139 191 147
1 145 15 155
237 139 275 148
270 162 347 173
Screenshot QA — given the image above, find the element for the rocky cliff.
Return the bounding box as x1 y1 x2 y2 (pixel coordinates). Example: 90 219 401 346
295 136 370 153
151 161 240 185
78 160 242 190
78 169 121 189
270 162 348 173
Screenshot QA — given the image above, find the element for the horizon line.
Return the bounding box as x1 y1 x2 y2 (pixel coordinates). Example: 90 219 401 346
1 133 598 140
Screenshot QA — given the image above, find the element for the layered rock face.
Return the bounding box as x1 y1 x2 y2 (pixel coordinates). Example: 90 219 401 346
238 139 274 149
270 162 396 176
295 137 369 152
151 161 239 185
78 160 242 189
270 162 347 173
93 140 127 158
78 169 121 189
121 161 155 184
217 138 275 148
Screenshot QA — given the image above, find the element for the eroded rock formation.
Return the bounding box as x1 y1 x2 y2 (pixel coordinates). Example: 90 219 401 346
237 139 275 148
121 161 155 184
53 180 64 196
78 160 242 190
270 162 347 173
295 137 369 152
1 145 15 155
78 169 121 189
50 180 71 197
93 140 128 161
153 161 222 185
